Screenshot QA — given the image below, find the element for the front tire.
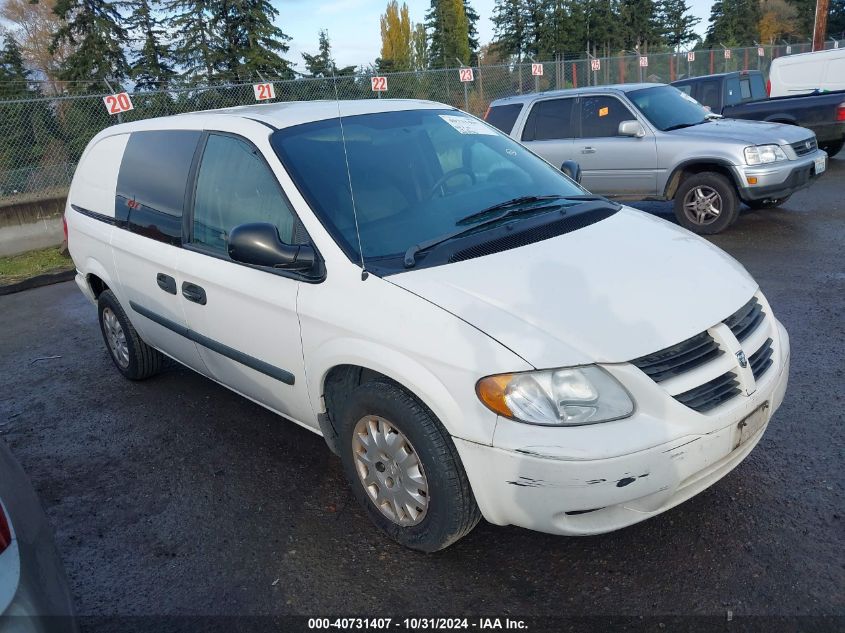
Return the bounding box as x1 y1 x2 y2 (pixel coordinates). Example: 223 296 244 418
97 290 163 380
746 195 791 210
673 172 740 234
338 380 481 552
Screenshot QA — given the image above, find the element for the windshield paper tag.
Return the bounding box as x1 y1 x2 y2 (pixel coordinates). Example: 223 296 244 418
439 114 498 135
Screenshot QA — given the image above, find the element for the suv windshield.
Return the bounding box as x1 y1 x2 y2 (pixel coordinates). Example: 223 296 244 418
270 108 589 268
627 85 711 131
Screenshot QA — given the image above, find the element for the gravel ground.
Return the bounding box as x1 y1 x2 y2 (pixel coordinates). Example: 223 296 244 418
0 155 842 628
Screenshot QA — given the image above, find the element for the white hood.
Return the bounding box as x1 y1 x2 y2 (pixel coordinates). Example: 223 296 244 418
389 207 758 368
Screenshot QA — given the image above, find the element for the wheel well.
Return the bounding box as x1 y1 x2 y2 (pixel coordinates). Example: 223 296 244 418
665 163 738 199
87 274 108 299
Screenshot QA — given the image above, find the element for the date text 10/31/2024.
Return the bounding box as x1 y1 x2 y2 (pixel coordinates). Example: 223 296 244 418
307 618 528 630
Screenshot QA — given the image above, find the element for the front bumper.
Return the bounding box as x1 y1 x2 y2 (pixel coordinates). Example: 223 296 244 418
736 149 827 201
454 321 790 536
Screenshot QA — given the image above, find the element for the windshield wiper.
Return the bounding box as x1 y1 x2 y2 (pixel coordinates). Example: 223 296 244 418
403 196 612 268
664 120 707 131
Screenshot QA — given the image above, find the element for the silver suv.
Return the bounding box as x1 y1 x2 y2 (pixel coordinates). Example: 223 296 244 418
485 83 828 234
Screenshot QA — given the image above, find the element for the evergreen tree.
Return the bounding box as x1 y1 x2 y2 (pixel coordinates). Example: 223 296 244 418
127 0 175 89
491 0 528 60
379 0 413 72
215 0 294 80
426 0 471 67
620 0 662 51
166 0 222 84
463 0 480 63
302 30 355 77
52 0 129 90
659 0 700 50
706 0 761 46
830 0 845 40
411 22 429 69
537 0 569 58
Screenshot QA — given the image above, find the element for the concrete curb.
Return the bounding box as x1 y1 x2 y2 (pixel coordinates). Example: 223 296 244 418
0 269 75 297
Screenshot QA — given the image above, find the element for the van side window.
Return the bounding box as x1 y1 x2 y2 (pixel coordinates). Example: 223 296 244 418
522 98 575 141
192 134 299 254
116 130 201 245
580 96 635 138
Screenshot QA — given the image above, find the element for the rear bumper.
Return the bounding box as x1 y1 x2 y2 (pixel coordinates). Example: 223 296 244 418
455 323 790 536
736 150 827 201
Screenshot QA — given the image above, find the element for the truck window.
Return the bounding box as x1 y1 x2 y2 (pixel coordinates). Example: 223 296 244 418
725 77 741 106
192 134 299 254
522 98 575 141
116 130 201 245
675 84 693 96
750 74 767 99
739 78 752 100
698 80 721 110
580 96 635 138
484 104 523 134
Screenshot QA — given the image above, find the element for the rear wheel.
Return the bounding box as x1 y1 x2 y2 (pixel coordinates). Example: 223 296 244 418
673 172 739 234
337 379 481 552
97 290 163 380
746 195 791 210
821 139 843 157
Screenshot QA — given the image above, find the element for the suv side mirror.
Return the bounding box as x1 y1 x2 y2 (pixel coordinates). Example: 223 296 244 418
559 160 582 184
228 222 316 272
618 120 646 138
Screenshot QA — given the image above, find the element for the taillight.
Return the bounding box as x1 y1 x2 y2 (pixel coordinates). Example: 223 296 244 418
836 102 845 122
766 79 771 96
62 214 68 243
0 504 11 553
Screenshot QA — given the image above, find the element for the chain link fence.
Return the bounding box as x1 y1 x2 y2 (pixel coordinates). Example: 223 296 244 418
0 41 840 206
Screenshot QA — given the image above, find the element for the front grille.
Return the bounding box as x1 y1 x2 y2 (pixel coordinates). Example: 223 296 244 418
448 207 617 263
631 331 723 383
791 137 817 157
749 338 774 379
674 371 742 413
724 297 765 342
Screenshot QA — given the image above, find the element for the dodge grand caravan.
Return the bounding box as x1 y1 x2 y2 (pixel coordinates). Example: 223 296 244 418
65 100 790 551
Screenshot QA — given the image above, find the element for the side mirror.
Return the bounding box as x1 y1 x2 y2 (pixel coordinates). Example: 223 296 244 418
618 120 646 138
228 222 316 272
559 160 582 184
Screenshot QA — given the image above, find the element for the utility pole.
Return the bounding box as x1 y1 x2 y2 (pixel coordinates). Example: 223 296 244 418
813 0 830 51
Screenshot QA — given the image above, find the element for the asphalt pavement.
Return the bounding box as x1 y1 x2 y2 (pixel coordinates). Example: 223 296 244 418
0 155 842 628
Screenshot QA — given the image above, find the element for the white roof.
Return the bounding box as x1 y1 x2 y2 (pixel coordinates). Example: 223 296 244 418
99 99 454 138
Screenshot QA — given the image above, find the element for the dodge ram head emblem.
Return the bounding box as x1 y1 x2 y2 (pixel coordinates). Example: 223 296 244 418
736 350 748 368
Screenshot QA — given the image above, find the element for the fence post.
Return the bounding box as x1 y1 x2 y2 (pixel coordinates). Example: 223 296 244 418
709 50 714 74
572 63 577 88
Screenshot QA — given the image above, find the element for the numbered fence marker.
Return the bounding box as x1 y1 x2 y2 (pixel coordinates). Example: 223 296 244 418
590 58 601 71
253 83 275 101
687 51 695 62
371 76 388 92
531 63 543 76
724 49 732 59
786 45 792 54
758 47 765 57
103 92 134 115
639 56 648 68
458 67 474 82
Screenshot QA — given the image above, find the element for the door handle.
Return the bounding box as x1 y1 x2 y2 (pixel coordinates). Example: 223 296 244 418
581 146 597 154
156 273 176 295
181 282 207 305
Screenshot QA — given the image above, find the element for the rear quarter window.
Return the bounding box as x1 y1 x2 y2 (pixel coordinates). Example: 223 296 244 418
484 104 523 134
116 130 201 245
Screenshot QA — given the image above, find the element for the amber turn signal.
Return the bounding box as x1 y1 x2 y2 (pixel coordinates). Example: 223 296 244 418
475 374 515 418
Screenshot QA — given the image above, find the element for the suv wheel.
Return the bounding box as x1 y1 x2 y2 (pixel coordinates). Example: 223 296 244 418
674 172 739 234
98 290 164 380
337 379 481 552
746 195 791 210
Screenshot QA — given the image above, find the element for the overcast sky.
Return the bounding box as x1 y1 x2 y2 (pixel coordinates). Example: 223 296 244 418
282 0 716 71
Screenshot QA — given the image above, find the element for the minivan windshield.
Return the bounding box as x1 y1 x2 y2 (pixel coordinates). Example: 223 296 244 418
627 85 711 131
271 108 591 267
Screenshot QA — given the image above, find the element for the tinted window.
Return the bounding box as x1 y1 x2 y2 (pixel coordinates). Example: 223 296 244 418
484 104 523 133
116 130 201 244
522 98 575 141
739 78 752 99
192 134 298 254
675 83 693 95
750 74 767 99
580 96 635 138
698 80 721 110
627 85 709 131
725 77 741 105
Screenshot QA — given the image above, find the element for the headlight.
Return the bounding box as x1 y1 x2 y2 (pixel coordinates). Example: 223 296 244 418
476 366 634 426
744 144 788 165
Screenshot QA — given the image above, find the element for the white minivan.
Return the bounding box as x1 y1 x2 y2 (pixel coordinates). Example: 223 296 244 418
66 100 790 551
768 48 845 97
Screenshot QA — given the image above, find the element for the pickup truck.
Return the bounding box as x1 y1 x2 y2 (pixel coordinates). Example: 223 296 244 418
671 70 845 157
485 83 828 234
